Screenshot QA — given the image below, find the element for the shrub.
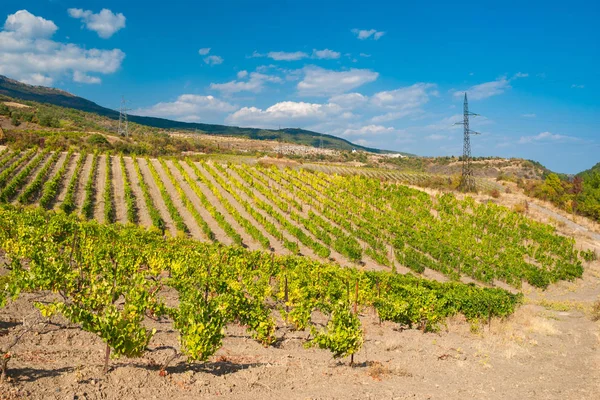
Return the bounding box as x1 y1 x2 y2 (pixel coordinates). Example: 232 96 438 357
87 134 110 146
490 189 500 198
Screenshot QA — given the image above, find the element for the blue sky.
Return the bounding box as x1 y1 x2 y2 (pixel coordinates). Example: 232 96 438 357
0 0 598 173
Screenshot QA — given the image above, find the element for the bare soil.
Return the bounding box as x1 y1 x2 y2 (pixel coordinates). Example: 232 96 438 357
53 153 80 206
179 161 258 250
122 157 152 228
163 159 232 245
193 162 265 251
149 158 205 241
74 154 93 214
136 158 177 236
93 155 107 223
110 156 128 224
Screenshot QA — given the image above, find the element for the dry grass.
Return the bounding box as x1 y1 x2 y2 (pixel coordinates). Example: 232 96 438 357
592 299 600 322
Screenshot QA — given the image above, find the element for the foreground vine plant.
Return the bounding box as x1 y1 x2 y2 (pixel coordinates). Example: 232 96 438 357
0 204 523 378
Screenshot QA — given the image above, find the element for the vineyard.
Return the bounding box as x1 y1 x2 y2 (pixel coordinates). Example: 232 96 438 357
303 163 504 192
0 204 521 373
0 148 584 289
0 146 595 395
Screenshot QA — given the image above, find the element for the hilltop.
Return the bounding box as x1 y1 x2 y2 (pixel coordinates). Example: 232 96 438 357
0 75 407 155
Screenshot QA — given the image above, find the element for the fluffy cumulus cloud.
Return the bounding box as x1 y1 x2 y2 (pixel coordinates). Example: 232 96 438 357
198 47 211 55
0 10 125 85
4 9 57 38
226 101 349 129
518 131 577 144
210 72 282 94
73 71 101 84
370 83 437 122
131 94 237 123
351 29 385 40
67 8 126 39
297 66 379 96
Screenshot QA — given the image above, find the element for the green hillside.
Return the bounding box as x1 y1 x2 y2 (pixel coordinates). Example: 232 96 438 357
0 75 409 155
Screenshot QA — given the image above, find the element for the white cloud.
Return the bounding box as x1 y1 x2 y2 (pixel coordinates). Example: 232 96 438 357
513 72 529 78
73 71 101 84
343 125 398 136
453 77 510 100
198 47 211 55
4 9 57 38
67 8 125 39
369 83 437 122
359 53 371 58
204 55 223 65
210 72 282 94
328 93 368 109
267 51 308 61
312 49 340 59
226 101 347 129
0 10 125 85
132 94 237 123
351 29 385 40
371 83 436 109
518 131 578 144
20 73 53 86
297 66 378 96
571 84 585 89
522 113 536 118
236 70 248 79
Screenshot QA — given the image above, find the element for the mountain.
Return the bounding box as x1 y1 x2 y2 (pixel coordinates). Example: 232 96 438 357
0 75 407 155
577 162 600 178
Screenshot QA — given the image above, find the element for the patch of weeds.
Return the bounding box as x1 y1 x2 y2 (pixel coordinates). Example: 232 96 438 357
592 300 600 322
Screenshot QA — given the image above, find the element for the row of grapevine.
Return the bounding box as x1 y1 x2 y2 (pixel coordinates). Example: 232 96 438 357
0 149 52 202
0 204 522 373
0 147 38 189
103 154 115 223
17 150 64 204
81 152 99 219
132 156 165 232
60 152 87 214
187 160 269 248
145 158 188 234
204 162 296 252
0 148 584 289
38 150 75 209
158 159 214 241
172 160 242 245
119 155 138 224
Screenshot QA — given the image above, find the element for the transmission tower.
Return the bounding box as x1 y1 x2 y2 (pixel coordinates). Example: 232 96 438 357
118 96 130 137
455 93 480 192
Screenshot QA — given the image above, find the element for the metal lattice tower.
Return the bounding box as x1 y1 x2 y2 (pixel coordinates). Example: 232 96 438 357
118 96 130 137
456 93 480 192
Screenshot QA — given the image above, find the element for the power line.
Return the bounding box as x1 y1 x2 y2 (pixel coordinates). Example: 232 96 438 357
454 93 480 192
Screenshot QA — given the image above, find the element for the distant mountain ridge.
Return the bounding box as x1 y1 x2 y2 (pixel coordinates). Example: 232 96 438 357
0 75 406 154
